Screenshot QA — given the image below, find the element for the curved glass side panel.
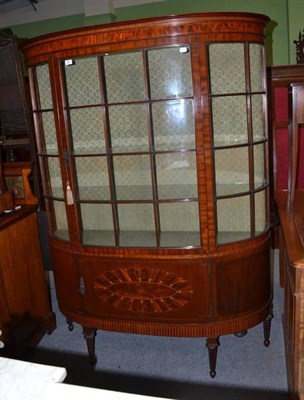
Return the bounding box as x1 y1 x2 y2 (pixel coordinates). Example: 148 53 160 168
216 196 251 244
249 43 264 93
255 190 267 234
209 41 268 245
254 143 266 190
35 64 53 109
53 200 69 241
31 63 69 241
45 156 64 199
252 94 266 142
40 112 58 154
214 147 249 196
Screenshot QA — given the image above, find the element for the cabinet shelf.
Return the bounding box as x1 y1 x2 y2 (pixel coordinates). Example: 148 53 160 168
213 135 266 148
79 184 198 202
55 229 201 248
216 182 267 197
46 184 198 202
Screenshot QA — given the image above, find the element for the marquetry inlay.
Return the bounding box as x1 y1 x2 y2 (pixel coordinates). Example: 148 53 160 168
94 267 193 313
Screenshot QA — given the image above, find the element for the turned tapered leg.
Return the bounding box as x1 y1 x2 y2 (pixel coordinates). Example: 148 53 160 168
263 306 273 347
206 337 220 378
83 327 97 365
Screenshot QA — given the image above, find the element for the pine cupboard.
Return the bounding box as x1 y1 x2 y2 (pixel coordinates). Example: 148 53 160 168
22 12 272 377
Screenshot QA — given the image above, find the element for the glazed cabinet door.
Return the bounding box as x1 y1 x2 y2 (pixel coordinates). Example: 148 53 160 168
29 41 203 250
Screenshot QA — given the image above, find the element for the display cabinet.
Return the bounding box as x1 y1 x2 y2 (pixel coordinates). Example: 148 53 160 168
22 12 271 377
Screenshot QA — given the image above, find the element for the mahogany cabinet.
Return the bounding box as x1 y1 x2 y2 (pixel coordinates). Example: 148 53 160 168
22 12 272 377
0 204 56 350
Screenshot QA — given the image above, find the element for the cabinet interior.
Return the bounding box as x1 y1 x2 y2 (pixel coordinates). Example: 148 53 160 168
32 41 268 248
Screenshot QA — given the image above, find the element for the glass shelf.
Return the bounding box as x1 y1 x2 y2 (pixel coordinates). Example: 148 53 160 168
216 183 249 197
217 231 251 244
70 229 201 248
71 145 196 155
77 184 198 202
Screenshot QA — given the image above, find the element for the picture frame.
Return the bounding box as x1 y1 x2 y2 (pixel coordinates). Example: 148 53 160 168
4 161 38 205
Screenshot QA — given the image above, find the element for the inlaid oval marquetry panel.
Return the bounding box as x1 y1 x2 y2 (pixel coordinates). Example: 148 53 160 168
94 267 193 313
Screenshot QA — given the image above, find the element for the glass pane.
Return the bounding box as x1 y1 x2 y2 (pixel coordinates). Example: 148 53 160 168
252 94 266 141
40 111 58 154
214 147 249 196
212 96 248 146
148 46 193 99
45 156 64 198
217 196 250 244
36 64 53 109
109 104 149 152
70 107 105 154
113 155 152 200
81 204 115 246
153 99 195 151
118 204 156 247
104 51 144 103
250 44 264 92
53 200 69 240
209 43 245 95
65 57 100 106
159 203 200 247
254 143 266 190
156 153 198 199
255 190 267 234
75 157 110 201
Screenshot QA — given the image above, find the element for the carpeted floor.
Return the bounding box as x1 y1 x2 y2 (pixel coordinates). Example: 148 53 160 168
9 249 289 399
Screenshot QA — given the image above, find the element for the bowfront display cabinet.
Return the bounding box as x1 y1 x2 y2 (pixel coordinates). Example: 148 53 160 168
22 12 272 377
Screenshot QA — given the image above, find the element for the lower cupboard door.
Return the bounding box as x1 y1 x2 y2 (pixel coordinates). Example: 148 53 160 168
79 257 211 323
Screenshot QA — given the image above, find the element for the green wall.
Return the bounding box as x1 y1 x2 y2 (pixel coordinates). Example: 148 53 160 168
7 0 303 66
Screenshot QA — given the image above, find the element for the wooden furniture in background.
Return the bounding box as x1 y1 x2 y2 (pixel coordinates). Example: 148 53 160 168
4 161 38 205
0 203 56 351
0 32 39 196
276 81 304 398
276 191 304 400
22 12 272 377
268 64 304 192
